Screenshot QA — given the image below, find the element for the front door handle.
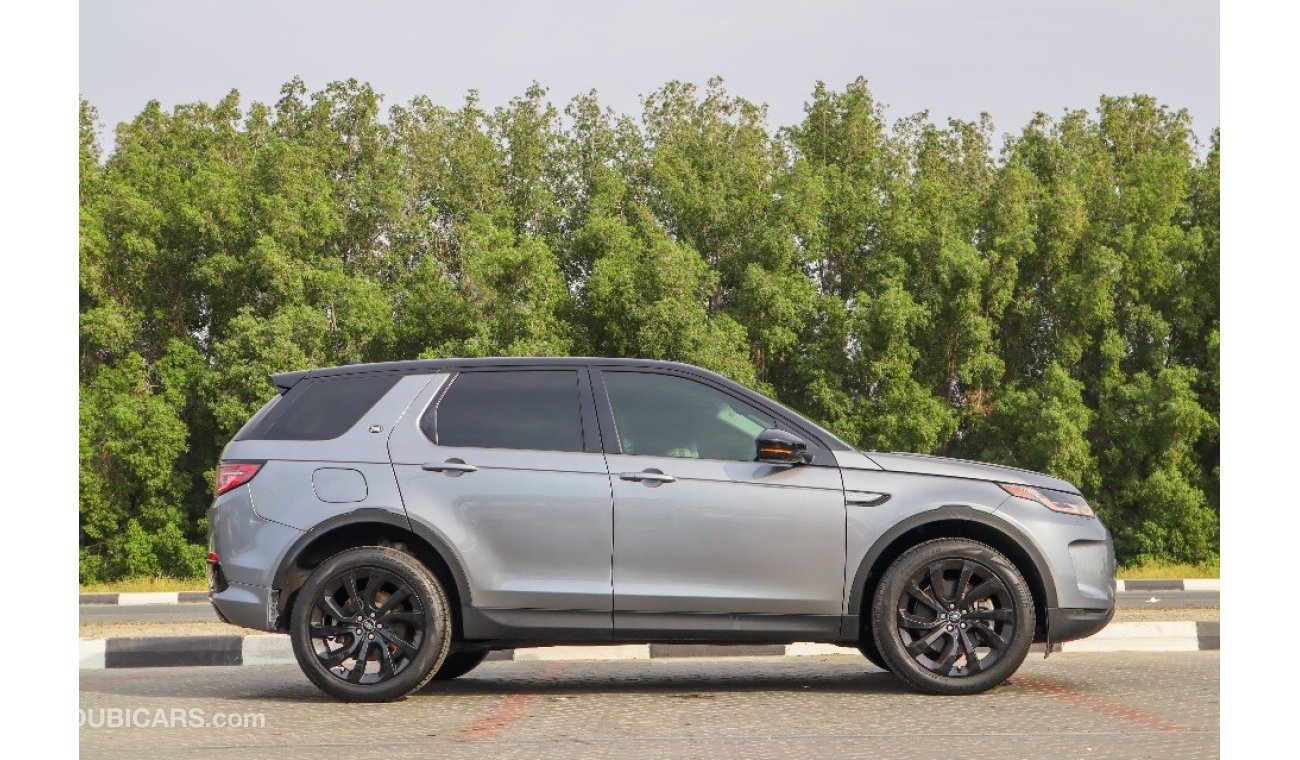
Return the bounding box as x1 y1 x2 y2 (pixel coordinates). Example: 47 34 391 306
619 469 676 484
422 458 478 475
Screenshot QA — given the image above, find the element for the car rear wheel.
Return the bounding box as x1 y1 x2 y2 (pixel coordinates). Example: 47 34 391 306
290 546 451 702
431 650 490 681
871 538 1034 695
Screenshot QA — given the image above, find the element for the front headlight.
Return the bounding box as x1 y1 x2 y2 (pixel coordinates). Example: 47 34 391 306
999 483 1095 517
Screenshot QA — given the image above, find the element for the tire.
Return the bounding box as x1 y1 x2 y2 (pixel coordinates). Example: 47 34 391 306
857 637 890 672
871 538 1034 695
290 546 452 702
431 650 490 681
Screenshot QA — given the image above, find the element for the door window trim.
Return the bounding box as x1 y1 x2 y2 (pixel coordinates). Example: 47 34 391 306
591 367 835 465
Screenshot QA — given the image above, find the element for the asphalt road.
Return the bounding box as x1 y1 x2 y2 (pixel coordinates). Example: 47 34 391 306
1114 590 1219 609
81 604 221 623
79 590 1220 624
79 652 1218 759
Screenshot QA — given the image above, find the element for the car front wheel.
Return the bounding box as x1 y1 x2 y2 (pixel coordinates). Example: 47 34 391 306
857 638 890 672
290 546 451 702
431 650 490 681
871 538 1034 695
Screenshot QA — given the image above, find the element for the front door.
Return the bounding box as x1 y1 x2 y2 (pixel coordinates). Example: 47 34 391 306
597 370 847 638
388 369 613 625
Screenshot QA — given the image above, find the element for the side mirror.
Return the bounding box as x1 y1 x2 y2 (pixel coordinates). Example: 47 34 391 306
755 429 811 465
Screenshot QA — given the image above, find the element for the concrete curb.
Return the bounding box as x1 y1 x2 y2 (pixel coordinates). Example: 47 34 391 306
77 622 1219 669
1057 621 1217 653
79 591 209 605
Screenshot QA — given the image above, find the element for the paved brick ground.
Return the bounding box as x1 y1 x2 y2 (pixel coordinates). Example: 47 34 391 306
79 652 1219 759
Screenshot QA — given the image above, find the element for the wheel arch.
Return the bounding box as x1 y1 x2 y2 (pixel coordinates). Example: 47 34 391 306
272 508 472 637
849 506 1058 641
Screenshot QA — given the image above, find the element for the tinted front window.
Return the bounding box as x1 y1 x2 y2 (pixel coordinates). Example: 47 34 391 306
428 370 583 452
603 372 775 461
250 374 399 440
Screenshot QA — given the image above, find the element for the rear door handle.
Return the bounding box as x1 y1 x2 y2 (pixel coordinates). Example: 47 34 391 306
422 459 478 475
619 470 676 484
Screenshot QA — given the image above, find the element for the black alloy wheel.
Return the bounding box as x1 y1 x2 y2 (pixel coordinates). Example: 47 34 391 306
291 546 450 702
871 538 1034 695
308 566 427 685
894 558 1017 677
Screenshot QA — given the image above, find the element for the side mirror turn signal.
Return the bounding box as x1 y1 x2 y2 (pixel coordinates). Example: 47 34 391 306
755 429 811 465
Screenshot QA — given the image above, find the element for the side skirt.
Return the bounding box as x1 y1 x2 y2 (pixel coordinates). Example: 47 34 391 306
461 606 857 648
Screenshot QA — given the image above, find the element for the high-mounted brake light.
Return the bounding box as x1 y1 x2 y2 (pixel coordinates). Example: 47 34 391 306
215 462 263 495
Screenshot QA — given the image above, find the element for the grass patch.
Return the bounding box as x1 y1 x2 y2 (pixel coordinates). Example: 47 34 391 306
1117 561 1219 580
79 576 206 593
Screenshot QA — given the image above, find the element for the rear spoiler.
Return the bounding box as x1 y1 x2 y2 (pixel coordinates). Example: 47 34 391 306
270 370 309 394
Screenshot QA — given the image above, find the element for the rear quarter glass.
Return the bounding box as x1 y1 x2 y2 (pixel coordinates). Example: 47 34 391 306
239 373 401 441
232 395 281 441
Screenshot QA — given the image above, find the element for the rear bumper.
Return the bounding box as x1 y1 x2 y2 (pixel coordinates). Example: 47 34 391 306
1047 606 1115 643
207 484 301 632
209 581 278 631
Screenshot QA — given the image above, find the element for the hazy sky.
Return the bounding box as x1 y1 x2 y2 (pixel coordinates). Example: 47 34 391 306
80 1 1219 147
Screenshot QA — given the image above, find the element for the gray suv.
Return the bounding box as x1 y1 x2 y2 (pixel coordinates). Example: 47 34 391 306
208 358 1115 701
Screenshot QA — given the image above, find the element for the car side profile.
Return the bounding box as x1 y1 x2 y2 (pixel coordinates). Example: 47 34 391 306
207 357 1115 701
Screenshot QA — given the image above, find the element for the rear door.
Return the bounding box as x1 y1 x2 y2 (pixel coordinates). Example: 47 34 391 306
596 369 847 638
387 368 614 620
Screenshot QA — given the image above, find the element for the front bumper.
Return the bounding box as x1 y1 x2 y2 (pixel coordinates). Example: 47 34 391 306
996 496 1117 609
1047 606 1115 643
993 495 1116 645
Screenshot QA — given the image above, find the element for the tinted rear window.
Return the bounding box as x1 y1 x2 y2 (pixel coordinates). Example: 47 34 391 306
243 374 400 440
232 395 282 441
424 370 583 452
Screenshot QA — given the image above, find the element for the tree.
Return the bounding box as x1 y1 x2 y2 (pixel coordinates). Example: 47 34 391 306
78 79 1219 579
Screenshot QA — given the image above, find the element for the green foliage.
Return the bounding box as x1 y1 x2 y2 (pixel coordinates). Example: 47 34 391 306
579 204 755 384
78 80 1219 579
964 364 1099 495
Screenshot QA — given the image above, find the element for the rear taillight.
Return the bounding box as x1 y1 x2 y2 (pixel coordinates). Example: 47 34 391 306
215 462 263 495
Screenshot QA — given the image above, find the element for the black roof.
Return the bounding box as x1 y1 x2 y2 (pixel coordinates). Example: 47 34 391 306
269 356 854 452
271 357 716 392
